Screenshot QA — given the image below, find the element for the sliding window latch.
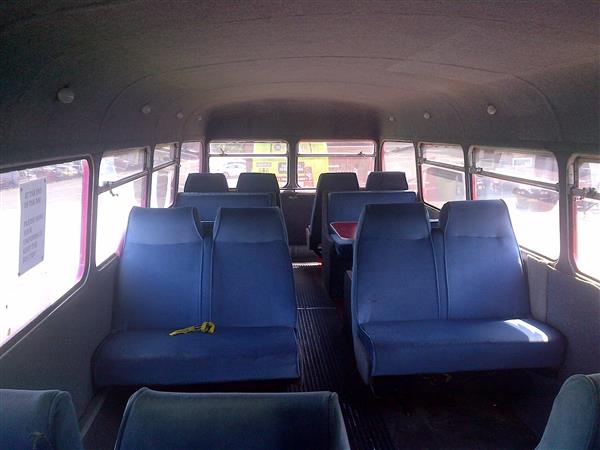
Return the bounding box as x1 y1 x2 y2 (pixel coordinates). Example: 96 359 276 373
571 186 600 200
104 181 119 197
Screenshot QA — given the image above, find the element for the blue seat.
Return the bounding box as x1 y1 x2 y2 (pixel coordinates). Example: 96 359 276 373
236 172 281 206
94 206 298 386
308 172 359 254
174 192 274 222
352 200 565 384
323 190 417 297
536 373 600 450
210 207 299 381
93 206 208 386
365 171 408 191
184 172 229 192
0 389 83 450
115 389 350 450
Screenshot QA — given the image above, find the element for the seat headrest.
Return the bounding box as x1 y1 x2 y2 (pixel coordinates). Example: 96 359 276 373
440 200 515 238
184 173 229 192
357 203 431 240
366 171 409 190
236 172 279 192
0 389 84 450
214 207 288 243
125 207 202 245
316 172 359 191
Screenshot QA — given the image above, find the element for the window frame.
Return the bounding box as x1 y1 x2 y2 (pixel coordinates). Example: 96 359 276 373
418 142 467 208
569 153 600 281
295 139 377 189
149 142 178 207
207 140 291 189
0 155 92 351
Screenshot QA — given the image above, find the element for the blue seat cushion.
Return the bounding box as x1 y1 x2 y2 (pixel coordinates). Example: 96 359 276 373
94 327 298 387
358 319 565 377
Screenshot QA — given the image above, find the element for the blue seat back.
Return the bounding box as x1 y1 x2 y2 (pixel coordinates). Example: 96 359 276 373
309 172 359 251
236 172 281 206
114 207 204 330
174 192 274 221
327 190 417 225
212 208 296 327
440 200 530 319
536 373 600 450
115 388 349 450
0 389 83 450
353 203 440 325
184 173 229 192
366 171 409 191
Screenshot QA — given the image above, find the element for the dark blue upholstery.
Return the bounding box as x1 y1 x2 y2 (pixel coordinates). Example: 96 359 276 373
323 191 417 297
184 172 229 192
440 200 530 319
308 172 359 253
352 201 565 383
0 389 83 450
175 192 274 222
236 172 281 206
115 389 350 450
94 206 298 386
537 373 600 450
365 171 409 191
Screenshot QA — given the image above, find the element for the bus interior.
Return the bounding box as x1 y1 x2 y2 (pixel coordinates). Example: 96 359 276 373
1 1 599 449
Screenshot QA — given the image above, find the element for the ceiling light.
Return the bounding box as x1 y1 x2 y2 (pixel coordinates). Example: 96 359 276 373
423 112 431 120
56 87 75 104
141 104 152 115
176 111 184 119
487 104 497 115
388 115 395 122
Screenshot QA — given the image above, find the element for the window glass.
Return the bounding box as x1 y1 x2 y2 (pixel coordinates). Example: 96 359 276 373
297 140 376 188
96 177 146 265
422 144 464 167
208 141 288 188
474 176 560 259
473 147 558 184
574 160 600 279
153 143 176 166
151 165 176 208
99 148 146 185
178 142 202 192
421 164 466 209
209 141 287 155
382 141 417 191
0 160 88 346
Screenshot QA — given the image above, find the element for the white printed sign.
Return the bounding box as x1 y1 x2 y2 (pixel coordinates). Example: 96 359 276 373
18 178 47 276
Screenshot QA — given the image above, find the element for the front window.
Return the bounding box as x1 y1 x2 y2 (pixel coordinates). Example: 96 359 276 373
209 141 288 188
297 140 375 188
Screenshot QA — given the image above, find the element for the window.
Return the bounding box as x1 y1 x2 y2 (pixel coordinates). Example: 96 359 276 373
420 143 466 208
0 159 89 346
178 141 202 192
209 141 288 188
472 147 560 259
297 140 375 188
572 157 600 280
150 143 176 208
96 148 147 265
382 141 417 191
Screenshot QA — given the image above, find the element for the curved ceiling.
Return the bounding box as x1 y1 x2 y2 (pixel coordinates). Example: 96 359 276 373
1 0 598 163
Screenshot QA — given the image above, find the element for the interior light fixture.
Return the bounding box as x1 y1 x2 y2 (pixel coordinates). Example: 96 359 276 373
141 104 152 115
56 87 75 104
487 104 497 115
423 112 431 120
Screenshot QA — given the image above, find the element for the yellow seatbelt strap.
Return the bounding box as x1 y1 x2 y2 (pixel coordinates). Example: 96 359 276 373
169 321 216 336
